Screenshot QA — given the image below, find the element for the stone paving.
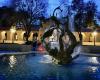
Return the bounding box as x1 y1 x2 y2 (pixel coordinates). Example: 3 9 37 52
83 42 100 46
0 40 100 46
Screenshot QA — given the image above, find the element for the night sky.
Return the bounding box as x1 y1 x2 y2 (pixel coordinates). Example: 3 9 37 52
0 0 100 14
0 0 12 7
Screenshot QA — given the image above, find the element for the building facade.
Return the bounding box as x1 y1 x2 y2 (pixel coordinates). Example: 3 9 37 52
0 22 100 44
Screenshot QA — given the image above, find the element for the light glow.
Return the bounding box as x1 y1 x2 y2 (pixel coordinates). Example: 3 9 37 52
9 55 16 68
89 57 99 64
10 26 16 33
93 31 97 36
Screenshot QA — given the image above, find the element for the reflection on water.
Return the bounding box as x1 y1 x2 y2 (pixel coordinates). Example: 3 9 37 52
9 55 16 68
0 54 100 80
89 57 99 64
39 55 59 64
88 66 98 73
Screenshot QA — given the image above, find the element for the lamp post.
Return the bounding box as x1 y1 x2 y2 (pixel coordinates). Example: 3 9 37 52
93 31 97 46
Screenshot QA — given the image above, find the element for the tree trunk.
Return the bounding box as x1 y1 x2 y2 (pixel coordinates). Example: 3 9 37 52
24 31 30 43
26 35 29 42
77 27 83 45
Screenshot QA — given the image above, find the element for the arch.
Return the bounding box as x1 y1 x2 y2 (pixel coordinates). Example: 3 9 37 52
1 31 7 43
33 32 38 41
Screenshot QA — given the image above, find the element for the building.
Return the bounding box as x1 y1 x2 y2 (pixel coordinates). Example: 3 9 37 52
0 26 39 44
0 21 100 44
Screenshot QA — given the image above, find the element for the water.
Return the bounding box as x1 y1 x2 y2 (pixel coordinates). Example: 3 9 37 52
0 53 100 80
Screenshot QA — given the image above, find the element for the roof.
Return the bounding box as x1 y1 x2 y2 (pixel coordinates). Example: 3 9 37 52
81 27 100 32
0 25 40 31
0 26 10 30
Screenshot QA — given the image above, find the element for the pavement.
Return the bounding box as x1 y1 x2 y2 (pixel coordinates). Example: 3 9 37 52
0 40 100 46
83 42 100 46
0 40 25 44
72 44 100 60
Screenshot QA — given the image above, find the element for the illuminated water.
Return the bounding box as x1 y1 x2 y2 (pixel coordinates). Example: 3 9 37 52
0 53 100 80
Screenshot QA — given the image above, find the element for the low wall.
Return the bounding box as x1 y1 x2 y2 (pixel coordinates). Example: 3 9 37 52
0 43 32 52
72 45 100 58
81 46 100 53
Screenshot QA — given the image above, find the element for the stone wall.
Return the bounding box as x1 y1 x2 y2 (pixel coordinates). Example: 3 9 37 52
0 43 32 52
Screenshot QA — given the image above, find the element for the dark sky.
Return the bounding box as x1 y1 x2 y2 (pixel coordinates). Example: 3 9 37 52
0 0 12 7
0 0 100 14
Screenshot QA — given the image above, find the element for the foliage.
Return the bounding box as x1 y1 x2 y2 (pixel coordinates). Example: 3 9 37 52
72 0 97 43
14 0 48 42
72 0 85 32
85 0 97 28
0 6 15 28
15 0 47 18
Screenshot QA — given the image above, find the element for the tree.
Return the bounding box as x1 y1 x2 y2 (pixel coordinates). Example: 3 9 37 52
0 6 15 28
72 0 97 43
72 0 85 43
85 0 97 29
14 0 47 42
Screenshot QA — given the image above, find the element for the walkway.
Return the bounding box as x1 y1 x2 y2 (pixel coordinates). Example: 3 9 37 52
0 51 48 56
83 42 100 46
0 40 100 46
72 45 100 60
